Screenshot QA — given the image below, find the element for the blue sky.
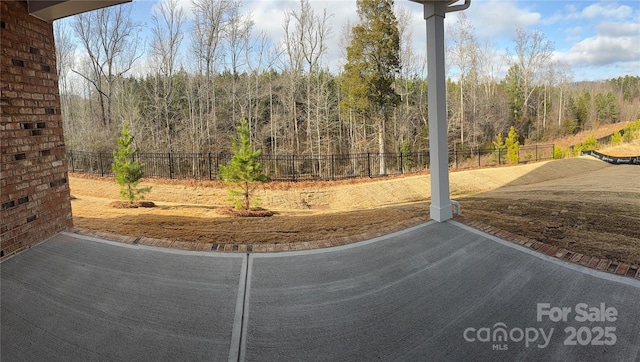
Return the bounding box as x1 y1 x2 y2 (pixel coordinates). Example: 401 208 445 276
79 0 640 81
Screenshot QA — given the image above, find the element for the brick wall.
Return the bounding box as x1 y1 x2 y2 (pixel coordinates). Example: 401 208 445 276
1 0 72 259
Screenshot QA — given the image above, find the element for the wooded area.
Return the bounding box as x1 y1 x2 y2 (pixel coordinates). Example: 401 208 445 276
55 0 640 159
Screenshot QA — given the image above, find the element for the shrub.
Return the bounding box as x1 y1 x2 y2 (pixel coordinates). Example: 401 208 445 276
622 120 640 142
611 130 623 146
574 134 599 156
553 146 568 159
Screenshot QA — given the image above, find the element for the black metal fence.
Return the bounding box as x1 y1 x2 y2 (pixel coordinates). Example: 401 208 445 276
67 144 554 181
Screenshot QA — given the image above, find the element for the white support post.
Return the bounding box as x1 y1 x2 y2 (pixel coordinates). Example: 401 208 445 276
424 2 452 222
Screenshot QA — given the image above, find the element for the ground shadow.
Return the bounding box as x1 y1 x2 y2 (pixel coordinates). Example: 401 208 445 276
456 156 640 265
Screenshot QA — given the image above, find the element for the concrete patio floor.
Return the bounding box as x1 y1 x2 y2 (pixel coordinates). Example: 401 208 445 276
2 221 639 361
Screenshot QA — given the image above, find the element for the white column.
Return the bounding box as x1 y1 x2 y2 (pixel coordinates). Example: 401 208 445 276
424 2 452 222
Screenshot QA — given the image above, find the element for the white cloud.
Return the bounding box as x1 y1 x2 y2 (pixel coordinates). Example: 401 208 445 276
246 0 357 71
597 21 640 37
556 36 640 67
456 0 541 39
581 3 633 20
565 26 583 37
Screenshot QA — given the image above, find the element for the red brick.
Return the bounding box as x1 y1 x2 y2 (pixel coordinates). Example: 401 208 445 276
538 244 551 254
579 255 591 266
615 263 629 276
588 258 600 268
0 0 71 260
570 253 584 263
531 241 544 250
545 246 559 256
554 248 569 258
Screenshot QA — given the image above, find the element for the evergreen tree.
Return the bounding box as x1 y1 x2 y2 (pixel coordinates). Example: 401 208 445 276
504 64 524 124
505 126 520 164
112 121 151 203
594 92 617 123
399 140 414 172
570 91 591 132
492 132 506 164
340 0 401 174
219 118 268 210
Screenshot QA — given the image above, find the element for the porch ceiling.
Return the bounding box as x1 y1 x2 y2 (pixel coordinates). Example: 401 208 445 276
28 0 132 21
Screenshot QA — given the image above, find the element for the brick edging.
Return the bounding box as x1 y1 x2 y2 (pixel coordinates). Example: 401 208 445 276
68 215 432 253
454 215 640 281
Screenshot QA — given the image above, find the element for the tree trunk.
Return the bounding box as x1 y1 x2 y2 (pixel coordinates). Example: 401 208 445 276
378 115 386 175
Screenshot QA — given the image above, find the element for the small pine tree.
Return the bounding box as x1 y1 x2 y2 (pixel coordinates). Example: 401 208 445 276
112 121 151 204
505 126 520 164
493 132 506 163
492 132 505 150
219 118 268 210
400 140 414 172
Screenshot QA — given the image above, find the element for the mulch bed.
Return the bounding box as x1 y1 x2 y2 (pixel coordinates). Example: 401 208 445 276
109 201 156 209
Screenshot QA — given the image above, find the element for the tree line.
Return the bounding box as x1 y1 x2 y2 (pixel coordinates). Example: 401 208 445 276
55 0 640 163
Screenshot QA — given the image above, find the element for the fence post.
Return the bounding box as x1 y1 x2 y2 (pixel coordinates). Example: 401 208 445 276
331 154 335 181
399 151 403 174
99 152 105 176
216 153 220 179
208 153 212 180
552 144 555 160
535 145 539 161
291 155 295 181
168 153 173 179
367 153 371 178
69 150 74 173
498 149 502 165
478 151 481 167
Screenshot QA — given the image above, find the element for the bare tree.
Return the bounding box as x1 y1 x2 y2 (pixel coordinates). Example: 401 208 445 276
282 4 305 152
509 27 554 135
54 20 77 145
448 13 481 150
72 4 142 127
245 30 280 148
191 0 236 152
395 4 420 150
224 3 253 124
298 0 332 158
149 0 186 152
